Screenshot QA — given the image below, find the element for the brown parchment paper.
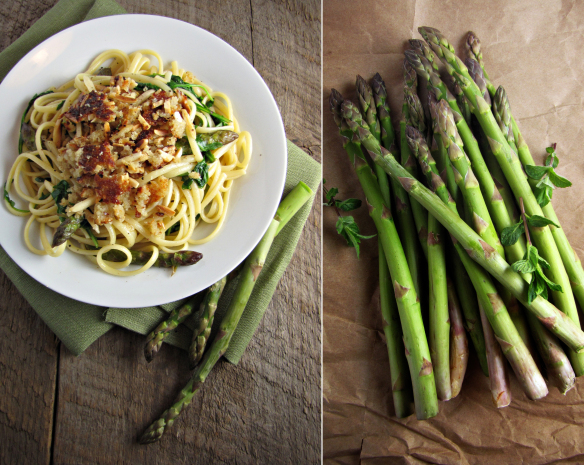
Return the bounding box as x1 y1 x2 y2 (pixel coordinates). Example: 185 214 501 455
323 0 584 463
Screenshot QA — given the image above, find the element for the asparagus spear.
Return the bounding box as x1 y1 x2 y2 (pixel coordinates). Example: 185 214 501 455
479 300 511 408
465 31 496 97
428 93 489 375
379 243 415 418
370 130 584 356
330 90 415 418
427 211 450 400
188 276 227 369
188 181 313 369
52 216 83 247
405 126 547 399
400 62 429 257
140 183 311 444
447 276 469 398
101 249 203 267
144 296 199 362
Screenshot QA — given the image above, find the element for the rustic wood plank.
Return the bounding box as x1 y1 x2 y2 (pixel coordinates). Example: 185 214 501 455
0 3 61 464
251 0 322 162
0 271 59 465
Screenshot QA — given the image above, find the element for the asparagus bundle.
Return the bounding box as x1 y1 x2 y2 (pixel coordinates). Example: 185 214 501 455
328 27 584 419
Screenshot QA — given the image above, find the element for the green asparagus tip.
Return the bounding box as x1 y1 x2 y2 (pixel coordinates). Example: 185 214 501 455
466 31 482 62
465 58 491 105
329 89 344 126
402 59 418 88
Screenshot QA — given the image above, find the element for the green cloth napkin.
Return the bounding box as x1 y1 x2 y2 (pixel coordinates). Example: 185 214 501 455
0 0 321 364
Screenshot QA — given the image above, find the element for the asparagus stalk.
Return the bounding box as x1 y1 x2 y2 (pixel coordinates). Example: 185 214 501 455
404 126 547 399
379 243 415 417
357 158 438 419
144 297 198 362
341 100 438 419
188 276 227 369
447 276 469 398
140 181 311 443
479 300 512 408
427 212 451 400
370 133 584 356
330 89 414 417
355 81 424 301
102 249 203 267
400 62 429 257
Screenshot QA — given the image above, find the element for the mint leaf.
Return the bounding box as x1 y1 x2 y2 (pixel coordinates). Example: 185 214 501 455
336 198 361 212
548 170 572 188
335 216 375 258
527 215 559 228
325 187 338 203
500 221 524 246
525 165 550 180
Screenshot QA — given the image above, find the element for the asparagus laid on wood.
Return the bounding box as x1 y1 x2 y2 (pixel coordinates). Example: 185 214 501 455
140 183 311 444
479 300 511 408
370 133 584 355
405 126 546 399
188 276 228 368
447 277 469 398
330 89 414 417
189 181 313 368
144 297 199 362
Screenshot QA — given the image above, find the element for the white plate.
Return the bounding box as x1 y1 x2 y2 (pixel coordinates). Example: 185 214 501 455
0 15 287 308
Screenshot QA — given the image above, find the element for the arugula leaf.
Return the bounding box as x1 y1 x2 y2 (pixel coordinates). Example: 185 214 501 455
56 100 65 111
165 222 181 236
193 161 209 188
176 137 193 155
3 183 29 213
527 215 559 229
80 219 99 247
203 151 215 163
50 180 71 219
180 161 209 190
501 221 524 246
167 75 214 104
134 82 161 92
19 90 53 153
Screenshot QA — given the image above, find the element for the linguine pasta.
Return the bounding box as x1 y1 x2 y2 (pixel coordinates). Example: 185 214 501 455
4 49 252 276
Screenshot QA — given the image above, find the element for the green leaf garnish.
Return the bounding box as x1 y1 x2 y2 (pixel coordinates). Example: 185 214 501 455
335 216 375 259
336 198 362 212
500 221 524 246
3 183 29 213
527 215 559 229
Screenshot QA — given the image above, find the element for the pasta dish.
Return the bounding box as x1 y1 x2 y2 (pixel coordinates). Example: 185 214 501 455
4 49 252 276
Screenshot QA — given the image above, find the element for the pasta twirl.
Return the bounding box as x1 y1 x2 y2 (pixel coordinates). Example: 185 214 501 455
5 49 251 276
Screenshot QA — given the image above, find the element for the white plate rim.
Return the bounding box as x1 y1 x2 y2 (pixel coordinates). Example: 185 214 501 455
0 14 287 308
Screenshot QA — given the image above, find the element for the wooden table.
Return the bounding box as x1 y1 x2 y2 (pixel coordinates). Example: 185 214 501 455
0 1 321 463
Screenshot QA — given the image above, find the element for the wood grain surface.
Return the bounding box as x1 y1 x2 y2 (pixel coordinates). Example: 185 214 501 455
0 1 321 463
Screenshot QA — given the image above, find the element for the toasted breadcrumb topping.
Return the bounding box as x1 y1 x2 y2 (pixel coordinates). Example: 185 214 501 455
56 77 188 226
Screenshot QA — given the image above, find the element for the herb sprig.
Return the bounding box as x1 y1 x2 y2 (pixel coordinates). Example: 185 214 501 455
525 144 571 207
323 179 374 258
